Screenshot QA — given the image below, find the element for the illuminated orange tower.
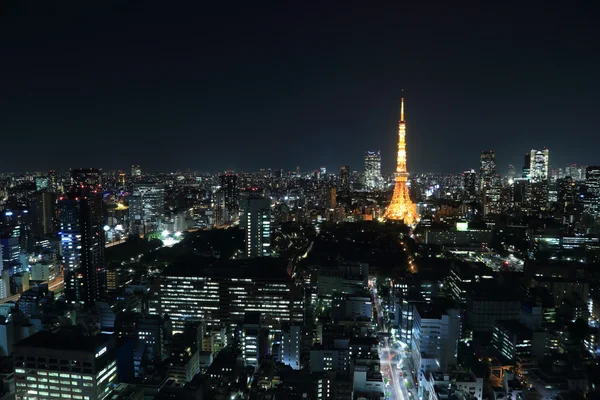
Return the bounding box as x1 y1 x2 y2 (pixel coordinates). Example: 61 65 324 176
383 94 419 225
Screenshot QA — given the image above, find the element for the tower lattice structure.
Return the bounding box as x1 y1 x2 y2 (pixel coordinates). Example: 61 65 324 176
383 95 419 225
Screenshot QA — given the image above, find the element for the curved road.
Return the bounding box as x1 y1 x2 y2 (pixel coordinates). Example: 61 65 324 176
0 276 64 305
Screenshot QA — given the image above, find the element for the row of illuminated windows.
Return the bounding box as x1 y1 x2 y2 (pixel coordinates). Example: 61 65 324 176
16 371 93 381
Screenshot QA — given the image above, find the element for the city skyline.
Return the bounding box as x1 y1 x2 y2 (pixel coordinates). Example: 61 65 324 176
1 2 599 173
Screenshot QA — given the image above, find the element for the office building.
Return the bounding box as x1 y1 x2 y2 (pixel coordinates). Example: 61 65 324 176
462 169 477 201
128 183 165 235
309 339 350 374
30 262 57 282
13 331 117 400
31 191 56 239
339 166 350 195
19 286 54 318
522 153 531 179
281 324 301 370
0 270 9 299
60 183 105 306
320 166 327 178
0 236 20 275
529 149 550 182
508 164 517 180
219 173 239 221
586 166 600 216
241 312 269 368
480 150 496 191
48 170 57 192
491 320 541 362
364 151 383 190
159 258 303 332
131 165 141 180
239 190 271 257
411 298 460 373
466 290 521 333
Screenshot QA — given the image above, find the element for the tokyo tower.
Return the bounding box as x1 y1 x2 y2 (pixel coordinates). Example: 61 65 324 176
383 94 419 225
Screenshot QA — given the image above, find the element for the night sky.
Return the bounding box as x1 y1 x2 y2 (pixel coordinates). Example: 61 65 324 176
1 1 598 173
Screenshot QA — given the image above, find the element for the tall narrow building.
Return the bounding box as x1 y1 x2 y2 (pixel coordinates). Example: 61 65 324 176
129 183 165 235
31 191 56 239
529 149 550 182
219 172 239 222
479 150 496 191
239 189 271 257
60 170 106 306
364 151 383 190
383 94 419 225
339 166 350 195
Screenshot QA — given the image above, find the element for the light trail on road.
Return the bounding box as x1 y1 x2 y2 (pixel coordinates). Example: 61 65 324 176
0 276 64 305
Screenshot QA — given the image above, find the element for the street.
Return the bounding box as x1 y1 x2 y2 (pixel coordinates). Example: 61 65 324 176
373 284 410 400
0 276 64 305
372 278 419 400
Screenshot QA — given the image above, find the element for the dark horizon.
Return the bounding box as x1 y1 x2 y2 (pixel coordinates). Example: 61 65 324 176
1 1 598 174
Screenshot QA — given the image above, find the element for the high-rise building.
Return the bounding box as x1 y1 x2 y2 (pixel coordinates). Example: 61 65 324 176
31 191 56 239
239 190 271 258
586 166 600 216
320 166 327 179
129 183 165 235
159 259 304 333
364 151 383 190
281 324 301 370
48 170 57 192
131 165 142 180
527 149 550 212
13 331 118 400
219 173 239 221
462 169 477 201
522 153 531 179
411 299 460 373
339 166 350 195
479 150 496 191
507 164 516 180
60 174 105 306
529 149 550 182
384 95 419 225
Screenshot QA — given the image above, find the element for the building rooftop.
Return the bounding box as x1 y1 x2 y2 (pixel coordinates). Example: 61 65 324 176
495 320 532 336
13 330 113 353
163 257 291 280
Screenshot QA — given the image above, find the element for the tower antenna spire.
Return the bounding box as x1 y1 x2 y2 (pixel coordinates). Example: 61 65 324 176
401 89 405 122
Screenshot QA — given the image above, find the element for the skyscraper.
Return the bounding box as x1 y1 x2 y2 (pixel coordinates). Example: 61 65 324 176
479 150 496 191
522 153 531 179
339 166 350 195
529 149 550 182
528 149 550 212
219 173 239 221
60 170 105 306
129 183 165 235
586 166 600 216
507 164 516 180
239 189 271 258
462 169 477 201
48 169 57 192
383 95 419 225
364 150 383 190
31 191 56 239
131 164 142 180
